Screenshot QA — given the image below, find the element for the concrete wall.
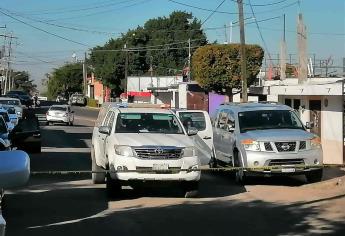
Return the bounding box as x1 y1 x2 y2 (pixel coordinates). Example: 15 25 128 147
127 76 183 92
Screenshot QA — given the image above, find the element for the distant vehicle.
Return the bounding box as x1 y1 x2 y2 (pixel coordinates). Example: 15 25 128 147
0 150 30 236
212 103 323 184
46 105 74 126
92 105 200 198
10 116 41 153
68 93 86 106
0 98 23 119
174 109 214 166
1 106 19 126
0 116 10 151
55 94 68 103
0 108 14 132
6 91 33 107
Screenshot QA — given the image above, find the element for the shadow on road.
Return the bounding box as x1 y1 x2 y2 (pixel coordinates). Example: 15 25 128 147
4 184 345 236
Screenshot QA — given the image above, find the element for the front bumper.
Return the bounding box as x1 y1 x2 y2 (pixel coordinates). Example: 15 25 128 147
46 115 69 123
243 149 323 174
108 155 200 182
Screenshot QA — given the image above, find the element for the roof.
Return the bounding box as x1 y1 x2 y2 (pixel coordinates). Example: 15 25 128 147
114 108 173 114
0 97 20 101
218 102 292 113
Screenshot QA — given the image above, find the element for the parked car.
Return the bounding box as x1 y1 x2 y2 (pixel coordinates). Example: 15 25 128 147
46 105 74 126
0 150 30 236
212 102 323 184
9 115 41 153
174 109 214 166
0 116 10 151
55 94 68 103
68 93 87 106
91 106 201 197
5 91 33 107
0 98 23 119
1 106 18 126
0 108 14 132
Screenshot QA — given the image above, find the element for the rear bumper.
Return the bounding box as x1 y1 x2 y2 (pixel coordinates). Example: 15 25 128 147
46 115 69 123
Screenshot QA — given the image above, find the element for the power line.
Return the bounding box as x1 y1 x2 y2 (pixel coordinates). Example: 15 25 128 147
168 0 238 15
248 0 273 63
229 0 289 7
0 8 90 47
201 0 227 26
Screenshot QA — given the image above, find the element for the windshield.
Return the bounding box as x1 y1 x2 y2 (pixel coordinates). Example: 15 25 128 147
115 113 184 134
8 91 27 96
50 106 67 111
179 112 206 131
0 112 10 122
5 107 16 114
238 110 305 133
0 100 20 106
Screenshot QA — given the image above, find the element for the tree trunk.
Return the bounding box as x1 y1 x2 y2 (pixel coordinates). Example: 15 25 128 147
225 87 233 102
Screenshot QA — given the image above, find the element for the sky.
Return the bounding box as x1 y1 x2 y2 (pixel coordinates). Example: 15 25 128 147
0 0 344 90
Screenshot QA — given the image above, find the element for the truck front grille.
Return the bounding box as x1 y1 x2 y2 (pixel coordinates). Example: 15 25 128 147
275 142 296 152
264 142 273 151
269 159 305 166
299 141 306 150
134 147 183 159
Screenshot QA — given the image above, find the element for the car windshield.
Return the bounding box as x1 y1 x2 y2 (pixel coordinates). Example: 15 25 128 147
0 112 10 122
8 91 26 96
179 112 206 131
0 100 20 106
238 110 305 133
115 113 184 134
5 107 16 114
50 106 67 111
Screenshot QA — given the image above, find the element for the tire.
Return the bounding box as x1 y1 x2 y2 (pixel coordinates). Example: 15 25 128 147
306 169 323 183
46 121 50 126
234 150 246 185
91 148 106 184
69 121 74 126
183 181 199 198
106 174 121 197
32 143 41 153
209 148 218 168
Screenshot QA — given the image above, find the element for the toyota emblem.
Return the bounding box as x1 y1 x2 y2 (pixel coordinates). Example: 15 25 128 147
154 147 164 154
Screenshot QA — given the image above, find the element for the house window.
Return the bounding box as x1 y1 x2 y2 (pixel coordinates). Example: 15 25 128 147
293 99 301 110
285 98 292 107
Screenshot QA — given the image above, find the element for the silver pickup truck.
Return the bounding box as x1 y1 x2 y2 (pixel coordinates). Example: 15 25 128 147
212 102 323 184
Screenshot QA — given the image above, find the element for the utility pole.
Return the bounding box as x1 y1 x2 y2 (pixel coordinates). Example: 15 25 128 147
237 0 247 102
4 32 13 94
188 38 191 82
124 42 128 93
229 21 233 43
83 52 87 96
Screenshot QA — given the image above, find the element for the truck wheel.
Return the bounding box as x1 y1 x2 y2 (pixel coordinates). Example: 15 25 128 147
183 181 199 198
91 148 106 184
106 174 121 197
234 150 246 185
306 169 323 183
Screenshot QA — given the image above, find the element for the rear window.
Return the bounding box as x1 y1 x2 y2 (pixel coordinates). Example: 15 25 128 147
0 100 20 106
50 106 67 111
179 112 206 131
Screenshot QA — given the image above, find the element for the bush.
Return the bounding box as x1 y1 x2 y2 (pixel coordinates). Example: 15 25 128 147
87 98 98 107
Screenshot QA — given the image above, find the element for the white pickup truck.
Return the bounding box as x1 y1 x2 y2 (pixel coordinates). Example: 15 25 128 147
91 104 201 197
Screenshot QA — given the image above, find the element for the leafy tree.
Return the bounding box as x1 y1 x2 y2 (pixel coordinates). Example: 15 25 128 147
47 63 83 99
89 11 207 96
192 44 264 95
12 71 37 94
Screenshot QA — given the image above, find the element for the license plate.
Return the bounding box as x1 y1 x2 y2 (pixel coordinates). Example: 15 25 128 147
282 168 295 173
152 164 169 171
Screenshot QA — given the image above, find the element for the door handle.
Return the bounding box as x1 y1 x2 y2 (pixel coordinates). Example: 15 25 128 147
203 136 212 140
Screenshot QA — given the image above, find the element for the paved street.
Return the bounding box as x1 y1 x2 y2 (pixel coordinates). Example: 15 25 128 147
3 107 345 236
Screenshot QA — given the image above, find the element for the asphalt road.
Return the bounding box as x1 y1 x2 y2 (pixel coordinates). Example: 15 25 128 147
3 105 345 236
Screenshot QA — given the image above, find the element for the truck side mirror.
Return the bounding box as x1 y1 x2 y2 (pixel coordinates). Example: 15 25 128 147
99 126 111 135
0 150 30 189
306 122 314 129
187 127 198 136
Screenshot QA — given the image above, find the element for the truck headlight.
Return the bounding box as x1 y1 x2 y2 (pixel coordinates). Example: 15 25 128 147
241 139 261 151
310 137 322 149
114 145 136 157
182 147 196 157
17 111 22 116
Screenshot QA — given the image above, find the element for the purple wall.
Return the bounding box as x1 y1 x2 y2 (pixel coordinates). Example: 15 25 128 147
208 92 227 117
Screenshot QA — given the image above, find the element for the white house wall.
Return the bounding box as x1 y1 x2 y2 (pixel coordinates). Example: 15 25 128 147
127 76 183 92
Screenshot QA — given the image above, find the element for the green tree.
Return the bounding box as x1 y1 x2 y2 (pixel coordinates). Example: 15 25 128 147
12 71 37 94
89 11 207 96
192 44 264 95
47 63 83 99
